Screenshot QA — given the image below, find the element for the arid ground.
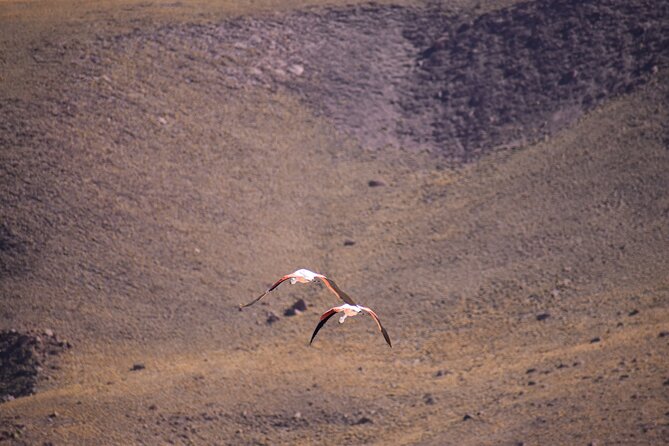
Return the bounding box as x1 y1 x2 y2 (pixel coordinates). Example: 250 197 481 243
1 0 668 444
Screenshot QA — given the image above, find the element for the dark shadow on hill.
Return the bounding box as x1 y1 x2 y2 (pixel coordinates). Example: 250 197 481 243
102 0 667 162
402 0 669 160
3 1 668 164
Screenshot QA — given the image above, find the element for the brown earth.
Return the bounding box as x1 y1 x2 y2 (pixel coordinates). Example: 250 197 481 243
1 0 668 445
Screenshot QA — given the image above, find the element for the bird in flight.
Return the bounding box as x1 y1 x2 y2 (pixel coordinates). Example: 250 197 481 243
240 268 356 308
310 303 392 347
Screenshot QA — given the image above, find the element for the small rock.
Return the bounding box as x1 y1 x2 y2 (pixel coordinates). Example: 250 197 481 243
368 179 386 187
658 331 669 338
463 414 472 421
663 379 669 386
287 64 304 76
434 369 450 377
43 329 54 337
354 416 373 425
527 381 536 386
557 278 572 287
628 309 639 316
157 117 167 125
424 393 436 405
148 404 157 411
590 337 601 343
293 412 301 419
536 313 550 321
266 311 280 324
130 363 145 371
343 239 356 246
526 368 536 374
48 412 58 418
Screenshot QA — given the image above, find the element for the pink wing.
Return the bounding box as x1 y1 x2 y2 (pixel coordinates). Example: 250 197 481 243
309 307 342 345
317 276 357 305
240 274 294 308
361 306 392 347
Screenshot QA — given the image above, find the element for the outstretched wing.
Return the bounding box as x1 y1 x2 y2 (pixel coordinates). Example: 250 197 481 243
318 277 357 305
240 274 292 308
362 307 392 348
309 308 339 345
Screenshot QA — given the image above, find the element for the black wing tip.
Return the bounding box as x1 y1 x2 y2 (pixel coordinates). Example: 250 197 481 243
382 328 392 348
310 311 336 346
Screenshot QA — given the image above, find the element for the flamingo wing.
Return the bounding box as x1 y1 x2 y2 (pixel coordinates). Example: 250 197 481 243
240 274 293 308
361 307 392 347
318 277 357 306
309 307 339 345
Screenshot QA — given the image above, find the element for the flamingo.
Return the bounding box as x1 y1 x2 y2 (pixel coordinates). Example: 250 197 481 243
240 268 356 308
310 303 392 347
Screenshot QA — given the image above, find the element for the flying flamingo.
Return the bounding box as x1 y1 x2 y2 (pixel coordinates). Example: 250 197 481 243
310 303 392 347
240 268 356 308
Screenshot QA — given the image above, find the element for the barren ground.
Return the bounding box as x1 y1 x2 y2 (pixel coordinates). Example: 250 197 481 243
1 0 668 445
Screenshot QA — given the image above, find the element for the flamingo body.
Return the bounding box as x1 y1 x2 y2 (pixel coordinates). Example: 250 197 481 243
240 268 356 308
310 303 392 347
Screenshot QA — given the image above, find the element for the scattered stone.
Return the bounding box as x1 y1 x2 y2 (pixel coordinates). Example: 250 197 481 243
527 381 536 386
536 313 550 321
43 329 54 338
659 331 669 338
628 309 639 316
284 299 307 316
434 369 451 377
663 379 669 386
266 311 280 324
590 337 601 343
463 414 473 421
354 416 373 425
343 239 356 246
130 363 145 371
48 411 58 418
526 368 536 374
293 411 302 419
557 278 572 287
287 64 304 76
368 179 386 187
424 393 436 405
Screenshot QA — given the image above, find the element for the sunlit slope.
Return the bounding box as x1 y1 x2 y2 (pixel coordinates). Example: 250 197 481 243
1 0 668 445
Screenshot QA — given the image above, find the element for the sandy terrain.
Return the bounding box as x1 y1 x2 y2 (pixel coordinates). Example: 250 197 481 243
1 0 668 444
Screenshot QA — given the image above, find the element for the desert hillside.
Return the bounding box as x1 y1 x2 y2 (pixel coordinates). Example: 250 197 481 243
1 0 668 444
